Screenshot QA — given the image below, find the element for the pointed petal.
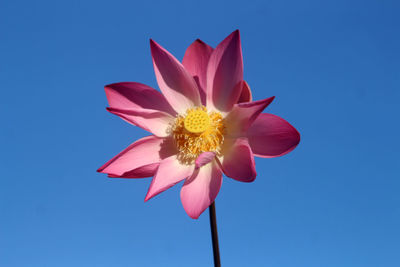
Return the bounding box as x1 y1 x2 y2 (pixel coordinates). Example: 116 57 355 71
219 138 256 182
97 136 176 177
180 161 222 219
182 39 213 105
104 82 176 116
150 40 201 114
206 30 243 112
237 81 252 103
106 107 174 137
247 113 300 158
108 163 159 178
145 155 194 201
225 97 275 137
195 152 216 168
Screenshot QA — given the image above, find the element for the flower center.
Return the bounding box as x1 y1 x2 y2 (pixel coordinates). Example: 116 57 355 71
172 106 225 164
184 108 211 134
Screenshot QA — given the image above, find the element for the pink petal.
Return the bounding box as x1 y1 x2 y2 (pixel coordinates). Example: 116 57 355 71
104 82 176 116
180 161 222 219
219 138 256 182
195 152 216 168
206 30 243 112
145 155 194 201
237 81 252 103
97 136 176 177
247 113 300 158
225 96 275 137
108 163 159 178
150 40 201 114
106 107 174 137
182 39 213 105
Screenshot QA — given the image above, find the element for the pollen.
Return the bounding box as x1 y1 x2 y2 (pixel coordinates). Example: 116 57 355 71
171 106 225 164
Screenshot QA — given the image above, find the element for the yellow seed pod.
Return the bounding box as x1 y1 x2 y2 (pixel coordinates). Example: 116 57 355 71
172 106 225 164
184 108 210 134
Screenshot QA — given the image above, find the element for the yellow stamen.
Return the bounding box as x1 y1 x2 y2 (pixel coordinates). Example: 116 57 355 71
171 106 225 164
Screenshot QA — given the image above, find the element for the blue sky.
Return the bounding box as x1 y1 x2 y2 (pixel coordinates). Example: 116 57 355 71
1 0 399 266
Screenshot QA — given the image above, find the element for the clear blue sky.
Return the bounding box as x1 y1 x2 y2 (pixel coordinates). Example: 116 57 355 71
1 0 399 266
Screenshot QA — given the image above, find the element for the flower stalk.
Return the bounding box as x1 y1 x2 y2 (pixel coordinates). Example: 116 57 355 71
209 202 221 267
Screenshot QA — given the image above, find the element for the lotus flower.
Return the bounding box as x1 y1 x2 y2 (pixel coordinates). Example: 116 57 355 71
98 30 300 219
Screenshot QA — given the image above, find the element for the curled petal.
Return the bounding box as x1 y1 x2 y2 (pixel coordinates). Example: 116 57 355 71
219 138 256 182
180 161 222 219
145 155 194 201
225 96 275 137
247 113 300 158
237 81 252 103
150 40 201 114
97 136 176 177
106 107 174 137
182 39 213 105
104 82 176 116
195 152 216 168
207 30 243 112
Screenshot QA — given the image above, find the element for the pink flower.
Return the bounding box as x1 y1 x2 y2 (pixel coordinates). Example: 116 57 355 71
98 30 300 219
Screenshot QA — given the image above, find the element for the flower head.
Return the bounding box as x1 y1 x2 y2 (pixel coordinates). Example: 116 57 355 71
98 30 300 219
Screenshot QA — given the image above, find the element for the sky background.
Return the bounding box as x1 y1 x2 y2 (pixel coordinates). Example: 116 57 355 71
1 0 400 266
